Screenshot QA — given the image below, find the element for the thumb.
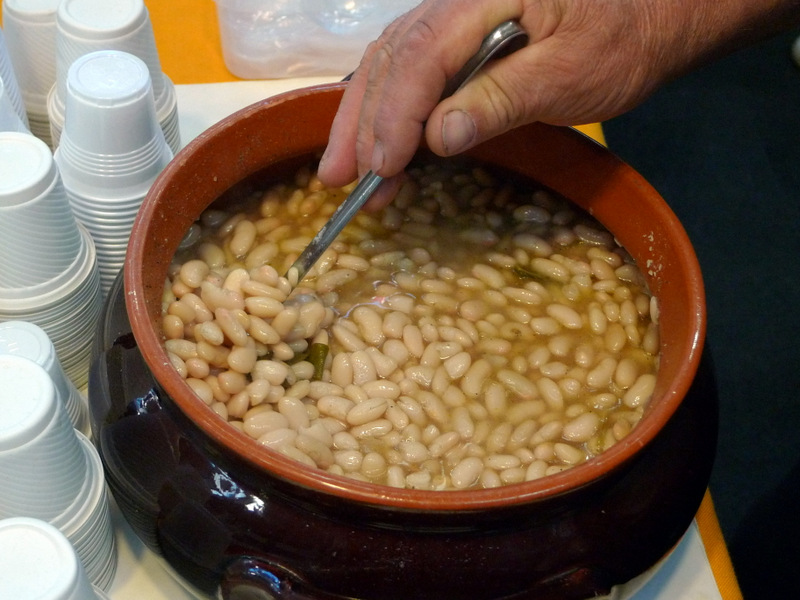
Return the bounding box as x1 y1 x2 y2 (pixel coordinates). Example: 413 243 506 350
424 52 536 157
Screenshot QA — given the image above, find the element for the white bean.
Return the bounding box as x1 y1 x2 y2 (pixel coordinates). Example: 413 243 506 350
497 369 538 400
461 359 492 398
623 373 657 408
450 457 484 489
350 350 378 385
587 357 617 389
360 379 401 400
244 410 289 439
346 398 388 426
317 395 355 422
352 305 385 346
278 396 310 430
350 418 394 439
546 304 583 329
562 412 600 442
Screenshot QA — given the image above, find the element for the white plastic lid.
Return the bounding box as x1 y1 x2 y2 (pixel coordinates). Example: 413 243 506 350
57 0 146 40
0 132 56 207
0 355 57 452
0 517 86 600
0 321 56 372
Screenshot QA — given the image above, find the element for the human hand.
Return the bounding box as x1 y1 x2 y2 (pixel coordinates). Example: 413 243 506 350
317 0 799 208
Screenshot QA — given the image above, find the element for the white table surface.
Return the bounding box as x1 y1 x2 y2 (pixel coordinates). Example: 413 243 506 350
102 79 725 600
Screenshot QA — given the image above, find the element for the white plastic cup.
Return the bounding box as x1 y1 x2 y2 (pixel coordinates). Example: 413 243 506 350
55 50 172 196
0 133 103 389
2 0 60 145
48 0 180 153
0 76 29 133
0 517 107 600
48 71 180 155
51 432 117 591
0 132 84 290
154 72 181 155
46 82 65 145
0 321 90 436
1 0 61 117
0 356 88 521
0 26 30 129
54 0 163 103
0 223 102 390
54 49 173 296
26 112 54 147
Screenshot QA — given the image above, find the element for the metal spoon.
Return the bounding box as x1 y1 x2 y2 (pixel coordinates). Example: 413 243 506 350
285 20 529 288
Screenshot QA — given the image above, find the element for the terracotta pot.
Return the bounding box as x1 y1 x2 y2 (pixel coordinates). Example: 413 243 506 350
89 83 716 600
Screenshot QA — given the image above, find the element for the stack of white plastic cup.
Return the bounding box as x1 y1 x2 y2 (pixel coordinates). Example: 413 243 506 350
1 0 61 145
0 321 90 437
47 0 181 154
0 132 102 389
0 25 30 131
50 429 117 591
0 518 111 600
55 49 174 297
0 356 117 592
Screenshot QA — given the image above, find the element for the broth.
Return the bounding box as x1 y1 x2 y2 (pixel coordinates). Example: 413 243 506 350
161 158 659 490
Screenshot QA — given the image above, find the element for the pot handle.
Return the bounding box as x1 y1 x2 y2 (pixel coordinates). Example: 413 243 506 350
219 556 344 600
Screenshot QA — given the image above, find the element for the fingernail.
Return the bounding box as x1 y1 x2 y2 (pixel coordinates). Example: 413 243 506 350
442 110 476 154
371 140 385 174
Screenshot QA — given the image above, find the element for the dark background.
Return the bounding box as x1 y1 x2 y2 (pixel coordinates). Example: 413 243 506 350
603 28 800 599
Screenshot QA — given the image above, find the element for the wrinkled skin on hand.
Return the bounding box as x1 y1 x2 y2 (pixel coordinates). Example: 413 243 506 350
318 0 799 209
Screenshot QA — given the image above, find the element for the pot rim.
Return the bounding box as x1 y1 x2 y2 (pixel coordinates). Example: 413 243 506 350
125 82 706 512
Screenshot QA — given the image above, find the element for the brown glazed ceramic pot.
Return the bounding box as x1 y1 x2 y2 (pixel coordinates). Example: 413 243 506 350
89 83 717 600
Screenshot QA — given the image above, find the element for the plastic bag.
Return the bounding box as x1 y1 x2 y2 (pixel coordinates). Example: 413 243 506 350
214 0 422 79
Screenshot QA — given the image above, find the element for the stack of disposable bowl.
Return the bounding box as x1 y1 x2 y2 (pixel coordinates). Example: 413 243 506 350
54 49 174 297
0 131 102 389
0 321 90 437
0 356 117 591
0 25 30 133
1 0 61 145
47 0 180 154
0 518 111 599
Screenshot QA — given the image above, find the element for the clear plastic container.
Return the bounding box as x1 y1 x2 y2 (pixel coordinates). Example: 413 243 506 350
213 0 420 78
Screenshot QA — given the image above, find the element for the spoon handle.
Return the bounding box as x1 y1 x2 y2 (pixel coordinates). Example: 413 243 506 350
286 20 528 288
286 170 383 287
